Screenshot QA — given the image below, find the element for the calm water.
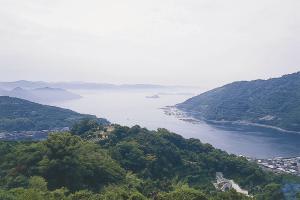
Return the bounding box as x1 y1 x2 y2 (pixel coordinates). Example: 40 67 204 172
53 89 300 159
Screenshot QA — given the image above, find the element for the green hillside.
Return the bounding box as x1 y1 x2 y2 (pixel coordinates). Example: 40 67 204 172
177 72 300 132
0 120 297 199
0 96 108 131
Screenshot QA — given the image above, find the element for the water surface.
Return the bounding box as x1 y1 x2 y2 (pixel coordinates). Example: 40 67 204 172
53 89 300 158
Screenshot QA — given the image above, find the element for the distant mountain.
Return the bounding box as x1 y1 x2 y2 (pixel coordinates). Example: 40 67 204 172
0 87 81 103
50 82 116 90
177 72 300 132
0 96 108 131
50 82 169 90
31 87 81 102
7 87 36 102
0 81 193 90
0 80 48 90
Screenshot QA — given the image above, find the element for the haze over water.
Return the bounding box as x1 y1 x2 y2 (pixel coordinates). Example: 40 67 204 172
53 89 300 159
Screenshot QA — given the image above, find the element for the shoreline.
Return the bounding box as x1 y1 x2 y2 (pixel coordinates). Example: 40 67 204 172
163 106 300 135
206 119 300 135
163 106 300 160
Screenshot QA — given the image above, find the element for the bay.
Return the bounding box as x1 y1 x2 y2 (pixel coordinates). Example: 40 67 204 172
52 89 300 159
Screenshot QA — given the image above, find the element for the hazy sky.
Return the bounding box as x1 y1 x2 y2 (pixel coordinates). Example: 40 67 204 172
0 0 299 88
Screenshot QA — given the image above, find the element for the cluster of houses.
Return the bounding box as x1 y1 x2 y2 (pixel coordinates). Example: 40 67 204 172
0 126 117 142
86 126 115 143
0 127 69 141
255 157 300 176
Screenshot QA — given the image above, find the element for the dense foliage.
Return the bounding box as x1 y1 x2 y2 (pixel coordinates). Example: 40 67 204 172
0 120 297 199
0 96 108 131
177 72 300 132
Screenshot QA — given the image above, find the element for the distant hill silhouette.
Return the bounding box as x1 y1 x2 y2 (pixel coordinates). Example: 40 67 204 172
0 80 193 90
0 86 81 103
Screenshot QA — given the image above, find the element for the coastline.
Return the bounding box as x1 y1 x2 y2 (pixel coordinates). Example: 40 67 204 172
163 106 300 135
206 119 300 135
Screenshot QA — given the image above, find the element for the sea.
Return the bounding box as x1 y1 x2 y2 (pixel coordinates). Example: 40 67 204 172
52 88 300 159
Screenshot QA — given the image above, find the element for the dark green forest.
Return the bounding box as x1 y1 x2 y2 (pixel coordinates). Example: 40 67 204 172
0 96 108 131
177 72 300 132
0 120 299 199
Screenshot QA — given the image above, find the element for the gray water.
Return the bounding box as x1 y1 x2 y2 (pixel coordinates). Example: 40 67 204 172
53 89 300 159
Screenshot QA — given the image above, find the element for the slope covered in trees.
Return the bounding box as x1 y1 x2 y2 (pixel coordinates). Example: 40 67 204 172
0 96 108 131
177 72 300 132
0 120 299 199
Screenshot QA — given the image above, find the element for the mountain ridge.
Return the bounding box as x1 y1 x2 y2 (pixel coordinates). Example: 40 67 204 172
0 80 197 90
177 72 300 132
0 86 81 103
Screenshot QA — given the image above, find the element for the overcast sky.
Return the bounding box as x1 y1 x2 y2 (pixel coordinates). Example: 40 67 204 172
0 0 299 88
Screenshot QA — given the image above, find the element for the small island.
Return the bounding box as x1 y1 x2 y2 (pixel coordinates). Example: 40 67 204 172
146 94 160 99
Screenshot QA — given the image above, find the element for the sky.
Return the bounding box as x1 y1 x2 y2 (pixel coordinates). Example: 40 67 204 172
0 0 299 89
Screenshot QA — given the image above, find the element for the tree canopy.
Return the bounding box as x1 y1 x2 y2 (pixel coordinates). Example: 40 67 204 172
0 120 298 199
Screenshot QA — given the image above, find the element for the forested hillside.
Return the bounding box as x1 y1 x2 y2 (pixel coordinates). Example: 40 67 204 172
177 72 300 132
0 120 299 199
0 96 108 131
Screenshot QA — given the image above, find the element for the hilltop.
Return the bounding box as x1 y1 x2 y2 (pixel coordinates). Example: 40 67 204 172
0 96 108 132
177 72 300 132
